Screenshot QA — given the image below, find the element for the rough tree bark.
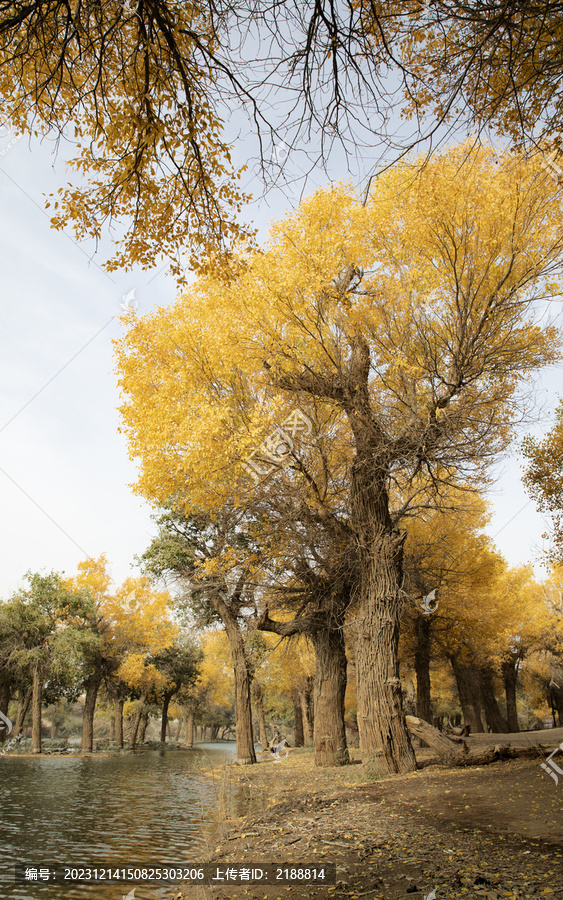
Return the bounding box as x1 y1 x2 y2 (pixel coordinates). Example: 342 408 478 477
32 664 42 754
310 627 349 766
449 656 485 733
251 680 269 751
345 344 416 773
415 615 432 723
353 498 416 771
479 666 509 733
502 658 520 732
292 689 304 747
214 593 256 765
405 716 554 766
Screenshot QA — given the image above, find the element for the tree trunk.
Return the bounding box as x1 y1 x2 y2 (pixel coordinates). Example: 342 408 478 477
81 667 103 752
502 659 519 732
479 666 509 733
450 656 485 733
129 693 147 749
115 698 124 748
405 716 459 763
0 681 10 744
32 665 42 754
161 694 172 744
109 715 116 742
549 681 563 727
299 680 314 745
175 717 182 741
251 681 269 751
183 709 195 748
213 594 256 765
15 687 32 737
292 689 304 747
415 615 432 723
354 531 416 773
139 710 149 743
311 627 349 766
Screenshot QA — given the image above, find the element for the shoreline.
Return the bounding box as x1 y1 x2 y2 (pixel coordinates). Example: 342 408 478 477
170 747 563 900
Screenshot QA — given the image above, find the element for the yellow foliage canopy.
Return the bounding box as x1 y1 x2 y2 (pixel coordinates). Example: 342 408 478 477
116 143 563 522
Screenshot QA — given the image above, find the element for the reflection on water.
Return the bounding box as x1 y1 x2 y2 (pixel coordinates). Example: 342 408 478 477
0 743 239 899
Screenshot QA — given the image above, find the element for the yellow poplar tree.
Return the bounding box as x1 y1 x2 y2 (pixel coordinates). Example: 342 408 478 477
116 142 563 772
64 556 177 751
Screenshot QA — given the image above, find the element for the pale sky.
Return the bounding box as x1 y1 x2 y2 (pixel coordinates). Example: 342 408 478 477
0 122 561 601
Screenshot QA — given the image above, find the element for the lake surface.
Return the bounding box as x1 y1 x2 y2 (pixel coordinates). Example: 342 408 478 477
0 743 253 900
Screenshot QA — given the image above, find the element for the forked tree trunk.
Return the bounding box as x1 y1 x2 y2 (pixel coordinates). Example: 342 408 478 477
502 658 519 732
450 656 485 733
311 627 349 766
349 421 416 775
129 693 148 749
15 687 32 737
479 666 509 733
415 615 432 723
115 698 124 748
32 665 42 754
251 681 269 751
81 667 103 752
292 690 304 747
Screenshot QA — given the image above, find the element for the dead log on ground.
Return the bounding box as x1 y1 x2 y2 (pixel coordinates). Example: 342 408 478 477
405 716 545 766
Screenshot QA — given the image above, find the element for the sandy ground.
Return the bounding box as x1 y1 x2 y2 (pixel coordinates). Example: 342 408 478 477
167 730 563 900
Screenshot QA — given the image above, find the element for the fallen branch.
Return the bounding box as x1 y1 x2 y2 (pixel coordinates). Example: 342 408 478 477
405 716 545 766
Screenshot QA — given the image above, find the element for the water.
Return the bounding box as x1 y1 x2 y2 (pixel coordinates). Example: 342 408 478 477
0 743 239 899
